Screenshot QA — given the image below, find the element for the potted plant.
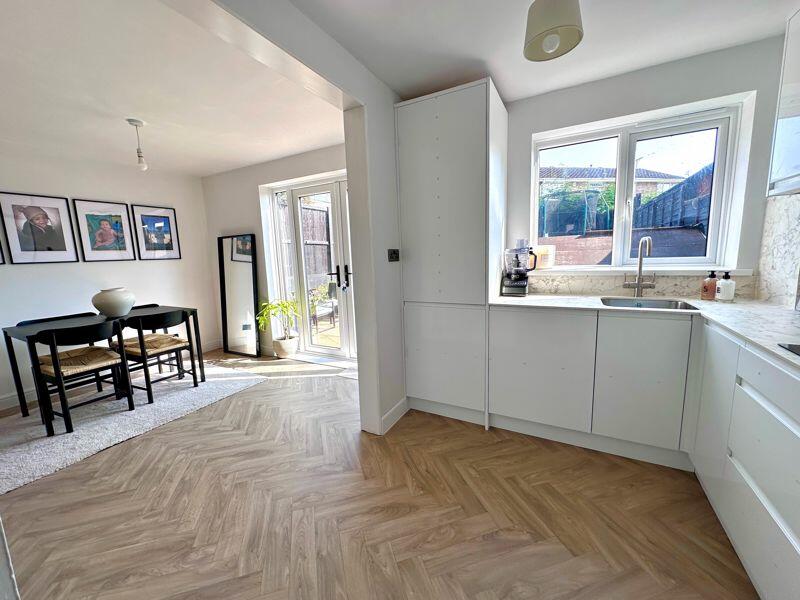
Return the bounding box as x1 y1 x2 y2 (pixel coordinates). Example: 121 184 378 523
256 298 300 358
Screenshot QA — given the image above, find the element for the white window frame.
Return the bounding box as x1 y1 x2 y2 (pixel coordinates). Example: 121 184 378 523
531 105 740 270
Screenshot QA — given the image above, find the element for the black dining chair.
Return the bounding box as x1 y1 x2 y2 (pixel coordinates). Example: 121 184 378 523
129 304 170 374
115 309 198 404
18 313 107 414
33 319 133 434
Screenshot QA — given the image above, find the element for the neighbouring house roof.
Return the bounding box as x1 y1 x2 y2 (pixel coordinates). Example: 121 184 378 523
539 166 682 180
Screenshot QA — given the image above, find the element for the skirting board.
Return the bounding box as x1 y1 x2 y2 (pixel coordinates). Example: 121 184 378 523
381 397 409 434
408 397 694 471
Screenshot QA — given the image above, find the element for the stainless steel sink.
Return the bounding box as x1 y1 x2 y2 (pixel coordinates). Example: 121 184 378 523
600 297 699 310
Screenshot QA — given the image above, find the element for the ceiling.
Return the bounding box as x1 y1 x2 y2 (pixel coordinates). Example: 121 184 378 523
289 0 796 102
0 0 344 177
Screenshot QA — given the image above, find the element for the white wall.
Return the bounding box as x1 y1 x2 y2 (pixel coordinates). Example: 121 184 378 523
0 153 215 409
207 0 407 433
201 145 347 354
506 36 784 272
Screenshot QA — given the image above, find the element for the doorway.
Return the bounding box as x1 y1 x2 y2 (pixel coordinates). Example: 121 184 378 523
270 178 356 359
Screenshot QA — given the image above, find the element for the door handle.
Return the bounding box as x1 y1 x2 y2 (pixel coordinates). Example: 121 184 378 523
344 264 353 288
327 265 341 287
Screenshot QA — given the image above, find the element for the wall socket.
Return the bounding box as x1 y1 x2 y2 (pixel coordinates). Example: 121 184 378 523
387 248 400 262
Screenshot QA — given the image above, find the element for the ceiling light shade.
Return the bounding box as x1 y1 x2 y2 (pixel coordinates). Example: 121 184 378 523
524 0 583 61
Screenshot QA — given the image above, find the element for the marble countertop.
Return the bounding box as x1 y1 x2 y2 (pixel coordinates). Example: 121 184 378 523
491 294 800 370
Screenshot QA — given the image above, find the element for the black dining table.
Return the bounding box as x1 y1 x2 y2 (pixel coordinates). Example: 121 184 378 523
3 305 206 424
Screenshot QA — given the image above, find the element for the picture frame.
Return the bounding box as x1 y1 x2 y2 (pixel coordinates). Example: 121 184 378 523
73 198 136 262
131 204 181 260
231 234 253 263
0 191 79 264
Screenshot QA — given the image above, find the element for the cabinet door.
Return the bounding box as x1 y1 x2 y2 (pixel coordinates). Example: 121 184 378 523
489 308 597 432
691 323 740 502
404 303 486 411
592 313 691 449
397 83 487 304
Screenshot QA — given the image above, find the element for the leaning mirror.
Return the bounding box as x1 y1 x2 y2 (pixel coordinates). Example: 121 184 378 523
218 233 260 356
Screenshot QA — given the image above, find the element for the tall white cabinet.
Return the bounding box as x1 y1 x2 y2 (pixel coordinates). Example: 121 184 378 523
396 79 507 414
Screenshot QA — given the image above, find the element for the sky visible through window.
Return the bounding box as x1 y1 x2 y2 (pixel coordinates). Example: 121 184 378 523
540 130 717 177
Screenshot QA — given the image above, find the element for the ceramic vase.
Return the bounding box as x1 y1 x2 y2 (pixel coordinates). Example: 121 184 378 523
92 287 136 318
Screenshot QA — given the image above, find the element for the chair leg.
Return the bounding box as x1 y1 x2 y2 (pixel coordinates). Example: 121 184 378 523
111 367 121 399
157 355 164 374
122 364 135 411
141 358 154 404
32 369 54 435
187 345 198 388
94 371 103 392
31 367 46 425
55 376 73 434
176 350 185 380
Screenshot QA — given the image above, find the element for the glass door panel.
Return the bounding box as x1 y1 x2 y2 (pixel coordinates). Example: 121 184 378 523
297 190 342 352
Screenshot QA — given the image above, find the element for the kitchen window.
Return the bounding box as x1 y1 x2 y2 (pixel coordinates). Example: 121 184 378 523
532 108 735 269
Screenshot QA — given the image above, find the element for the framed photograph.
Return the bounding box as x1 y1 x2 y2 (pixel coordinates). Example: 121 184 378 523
231 234 253 262
131 204 181 260
73 199 136 262
0 192 78 264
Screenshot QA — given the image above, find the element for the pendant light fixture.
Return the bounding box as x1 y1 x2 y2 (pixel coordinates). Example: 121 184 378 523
126 118 148 171
524 0 583 61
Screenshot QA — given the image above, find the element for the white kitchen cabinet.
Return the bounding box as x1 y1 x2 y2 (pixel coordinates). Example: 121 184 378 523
396 79 506 305
691 323 741 502
718 454 800 599
592 312 692 449
404 303 486 412
489 307 596 432
729 382 800 541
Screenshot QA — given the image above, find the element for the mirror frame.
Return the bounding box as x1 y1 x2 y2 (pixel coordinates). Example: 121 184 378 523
217 233 260 357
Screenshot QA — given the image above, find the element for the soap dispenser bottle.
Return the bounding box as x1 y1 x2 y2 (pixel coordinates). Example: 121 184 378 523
716 272 735 302
701 271 717 300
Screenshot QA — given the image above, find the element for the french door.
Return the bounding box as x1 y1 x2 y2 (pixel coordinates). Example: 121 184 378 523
289 181 356 358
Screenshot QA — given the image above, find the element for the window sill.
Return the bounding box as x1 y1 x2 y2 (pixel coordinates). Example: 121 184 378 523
528 266 753 277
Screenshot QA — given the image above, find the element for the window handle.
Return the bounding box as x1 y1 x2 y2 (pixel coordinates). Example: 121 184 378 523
344 264 353 288
327 265 341 287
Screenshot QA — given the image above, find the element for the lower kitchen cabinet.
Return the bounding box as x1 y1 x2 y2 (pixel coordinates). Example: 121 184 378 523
404 302 486 411
592 312 692 449
691 323 741 501
489 307 597 431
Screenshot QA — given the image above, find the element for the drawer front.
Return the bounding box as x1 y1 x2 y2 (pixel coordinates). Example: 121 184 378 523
737 348 800 425
719 456 800 599
729 383 800 541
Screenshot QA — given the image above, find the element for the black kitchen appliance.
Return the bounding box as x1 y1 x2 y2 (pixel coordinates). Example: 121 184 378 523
501 247 537 296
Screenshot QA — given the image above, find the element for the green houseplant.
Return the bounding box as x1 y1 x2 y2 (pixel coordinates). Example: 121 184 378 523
256 298 300 358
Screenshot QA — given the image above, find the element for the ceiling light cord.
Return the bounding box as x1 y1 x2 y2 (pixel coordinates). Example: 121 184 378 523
126 118 148 172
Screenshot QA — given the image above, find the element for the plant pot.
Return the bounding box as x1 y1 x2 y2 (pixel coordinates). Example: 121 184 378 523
92 287 136 318
273 336 298 358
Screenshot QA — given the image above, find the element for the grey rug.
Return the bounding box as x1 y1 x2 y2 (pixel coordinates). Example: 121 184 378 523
0 364 265 494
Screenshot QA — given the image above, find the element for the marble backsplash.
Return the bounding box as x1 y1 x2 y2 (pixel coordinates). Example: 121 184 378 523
527 272 756 299
757 193 800 307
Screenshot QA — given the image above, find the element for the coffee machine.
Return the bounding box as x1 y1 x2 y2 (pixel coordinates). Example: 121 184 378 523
501 246 537 296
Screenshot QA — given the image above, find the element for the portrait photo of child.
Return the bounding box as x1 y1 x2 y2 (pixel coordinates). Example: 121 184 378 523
73 199 135 262
0 192 78 264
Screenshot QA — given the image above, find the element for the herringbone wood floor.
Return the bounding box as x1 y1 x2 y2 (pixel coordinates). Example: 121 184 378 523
0 355 756 599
